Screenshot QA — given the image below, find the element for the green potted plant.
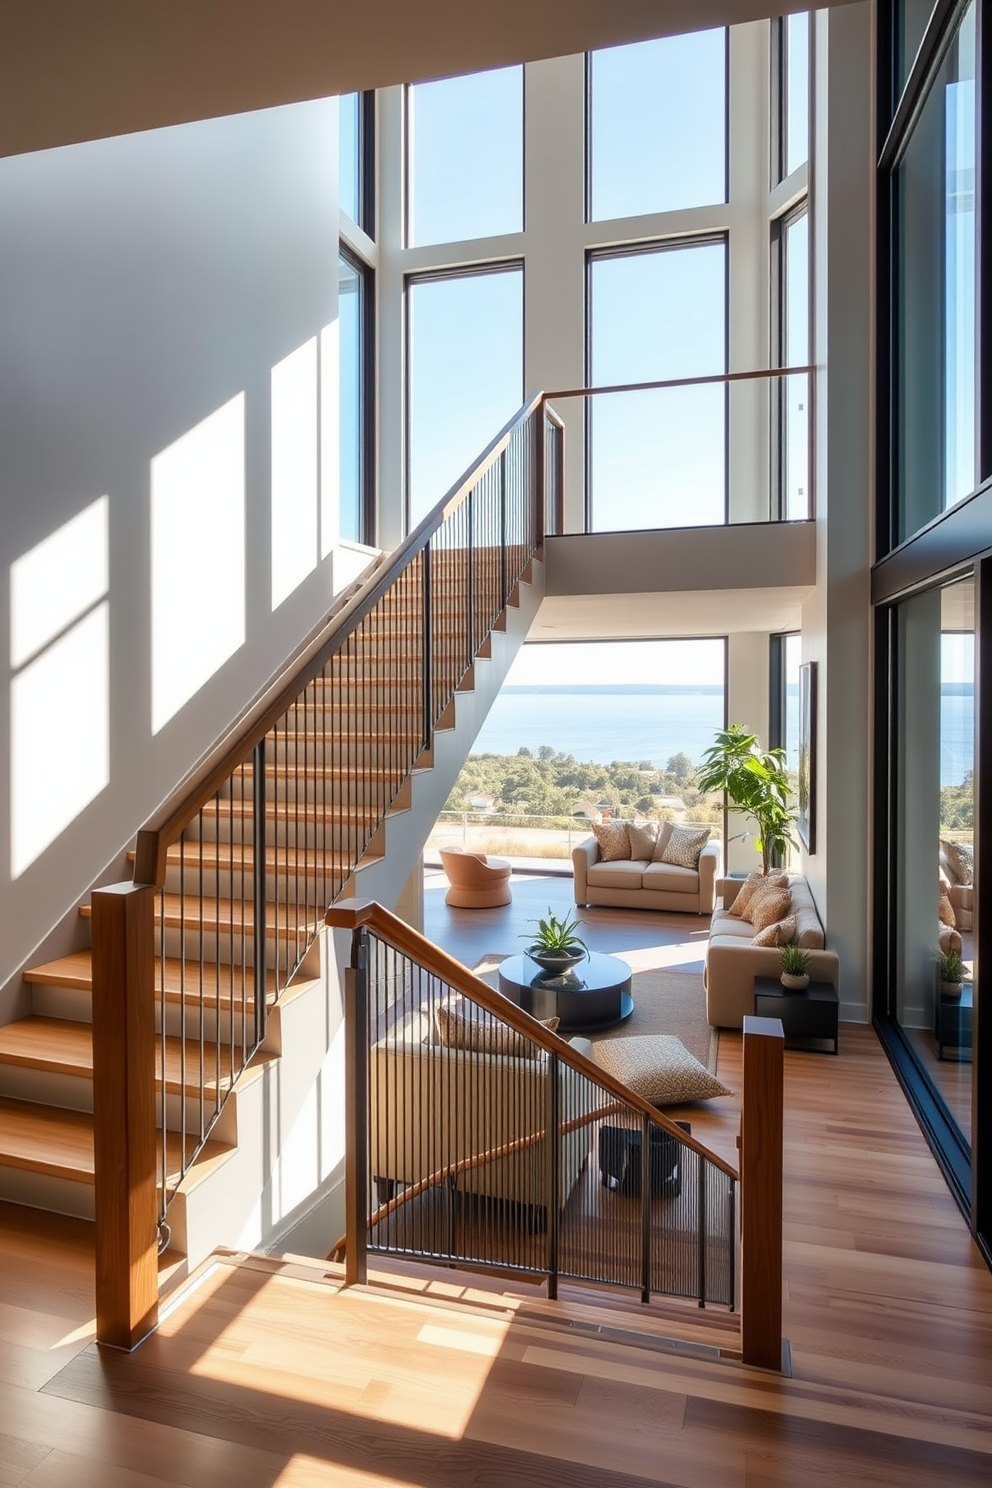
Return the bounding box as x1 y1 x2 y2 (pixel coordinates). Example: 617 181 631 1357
937 948 965 1000
696 723 796 875
521 908 589 974
779 943 811 991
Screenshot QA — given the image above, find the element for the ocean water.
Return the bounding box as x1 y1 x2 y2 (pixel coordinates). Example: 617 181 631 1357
471 684 975 787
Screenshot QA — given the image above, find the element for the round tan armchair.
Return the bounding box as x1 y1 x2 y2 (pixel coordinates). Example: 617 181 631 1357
439 847 512 908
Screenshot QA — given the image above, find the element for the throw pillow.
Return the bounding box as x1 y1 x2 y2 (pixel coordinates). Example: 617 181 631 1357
939 883 957 929
593 820 631 862
728 871 789 920
750 887 793 933
660 826 710 870
435 1003 559 1057
650 821 676 861
627 820 660 859
751 912 798 947
942 839 974 886
592 1034 732 1106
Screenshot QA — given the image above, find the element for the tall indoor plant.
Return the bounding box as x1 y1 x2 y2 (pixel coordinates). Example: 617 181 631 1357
696 723 796 875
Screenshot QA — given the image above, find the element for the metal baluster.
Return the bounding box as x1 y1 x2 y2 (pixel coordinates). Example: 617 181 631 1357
544 1047 560 1300
640 1112 652 1304
253 738 267 1048
344 926 369 1287
697 1149 707 1306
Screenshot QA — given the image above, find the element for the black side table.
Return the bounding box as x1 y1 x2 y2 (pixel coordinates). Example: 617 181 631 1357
753 976 839 1055
935 984 973 1062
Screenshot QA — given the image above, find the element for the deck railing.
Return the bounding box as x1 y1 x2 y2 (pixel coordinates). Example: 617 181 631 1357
91 393 560 1348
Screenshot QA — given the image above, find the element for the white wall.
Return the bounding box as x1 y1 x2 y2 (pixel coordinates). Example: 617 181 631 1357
0 100 351 993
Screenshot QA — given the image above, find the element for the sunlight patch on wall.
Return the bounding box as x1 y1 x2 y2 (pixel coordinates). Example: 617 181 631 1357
10 497 110 877
151 395 246 734
271 338 319 609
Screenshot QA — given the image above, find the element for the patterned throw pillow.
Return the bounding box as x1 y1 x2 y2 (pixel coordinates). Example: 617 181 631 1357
942 839 974 886
750 887 793 933
751 912 798 947
435 1003 559 1057
592 1034 732 1105
939 884 957 929
660 826 711 870
593 820 631 861
627 820 660 859
728 871 789 920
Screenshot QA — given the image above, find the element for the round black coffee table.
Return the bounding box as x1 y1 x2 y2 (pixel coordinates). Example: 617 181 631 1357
498 952 633 1031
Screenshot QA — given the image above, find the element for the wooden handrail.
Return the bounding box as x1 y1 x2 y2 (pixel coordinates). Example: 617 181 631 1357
544 364 815 402
325 898 738 1182
133 391 546 887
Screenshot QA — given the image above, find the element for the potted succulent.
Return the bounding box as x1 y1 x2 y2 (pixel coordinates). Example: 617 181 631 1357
521 908 589 974
937 948 965 1000
779 943 811 991
696 723 796 875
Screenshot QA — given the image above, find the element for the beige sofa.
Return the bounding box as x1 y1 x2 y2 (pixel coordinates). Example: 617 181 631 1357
369 1010 589 1217
573 824 720 915
704 874 840 1029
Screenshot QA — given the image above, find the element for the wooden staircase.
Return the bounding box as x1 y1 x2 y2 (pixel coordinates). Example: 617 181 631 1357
0 564 543 1272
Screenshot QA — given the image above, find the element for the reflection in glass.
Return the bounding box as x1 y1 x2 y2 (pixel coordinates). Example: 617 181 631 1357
408 68 523 246
407 268 523 523
893 573 974 1149
588 241 726 530
340 93 361 226
894 0 938 102
895 4 976 542
783 209 810 518
339 254 363 543
785 13 809 176
589 31 726 220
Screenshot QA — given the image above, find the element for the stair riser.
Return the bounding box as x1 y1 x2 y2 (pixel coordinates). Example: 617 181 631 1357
158 926 314 968
267 737 427 768
193 814 384 850
0 1165 94 1221
162 863 335 905
0 1066 234 1135
30 982 254 1048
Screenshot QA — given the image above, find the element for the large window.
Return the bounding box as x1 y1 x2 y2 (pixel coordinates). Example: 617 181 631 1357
775 206 810 518
587 240 727 531
893 2 977 544
407 266 523 524
778 12 810 179
588 32 727 221
340 92 373 234
407 68 523 246
339 250 369 544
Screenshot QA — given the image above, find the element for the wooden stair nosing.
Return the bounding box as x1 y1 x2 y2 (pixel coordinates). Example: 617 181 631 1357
24 952 285 1008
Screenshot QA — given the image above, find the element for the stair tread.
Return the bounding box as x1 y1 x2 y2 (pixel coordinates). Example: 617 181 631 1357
25 951 283 1005
0 1096 233 1186
129 842 357 874
0 1016 281 1096
79 893 325 940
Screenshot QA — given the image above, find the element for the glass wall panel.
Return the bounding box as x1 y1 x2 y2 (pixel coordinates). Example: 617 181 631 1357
408 68 523 246
407 267 523 523
589 32 727 220
783 208 810 518
785 13 810 176
895 3 977 543
892 573 975 1149
894 0 938 102
339 253 364 543
340 93 362 227
588 241 726 531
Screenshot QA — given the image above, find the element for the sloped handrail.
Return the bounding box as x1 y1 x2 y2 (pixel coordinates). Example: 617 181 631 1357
326 898 738 1179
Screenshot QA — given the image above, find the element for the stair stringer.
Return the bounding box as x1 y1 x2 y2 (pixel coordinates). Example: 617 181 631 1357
165 560 545 1270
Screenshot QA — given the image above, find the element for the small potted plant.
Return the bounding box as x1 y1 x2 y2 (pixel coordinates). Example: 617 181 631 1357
779 943 811 991
521 908 589 974
937 948 965 1000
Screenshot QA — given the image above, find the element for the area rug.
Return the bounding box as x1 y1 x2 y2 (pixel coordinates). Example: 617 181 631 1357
472 955 718 1073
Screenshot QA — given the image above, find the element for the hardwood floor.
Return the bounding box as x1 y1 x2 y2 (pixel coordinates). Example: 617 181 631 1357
3 882 992 1485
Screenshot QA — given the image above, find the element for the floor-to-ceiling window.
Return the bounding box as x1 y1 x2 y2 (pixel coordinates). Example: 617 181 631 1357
876 0 990 1258
339 93 375 545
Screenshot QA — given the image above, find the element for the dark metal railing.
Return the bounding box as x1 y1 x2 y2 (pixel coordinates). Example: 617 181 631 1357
328 901 738 1312
133 394 561 1236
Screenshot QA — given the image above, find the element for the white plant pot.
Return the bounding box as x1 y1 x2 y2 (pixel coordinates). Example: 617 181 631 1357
780 972 809 992
939 979 964 1000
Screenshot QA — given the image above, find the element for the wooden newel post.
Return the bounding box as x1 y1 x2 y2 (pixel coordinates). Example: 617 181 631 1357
91 882 159 1349
740 1014 785 1371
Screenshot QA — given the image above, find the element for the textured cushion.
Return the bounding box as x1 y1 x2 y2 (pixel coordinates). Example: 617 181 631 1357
650 821 676 861
593 821 631 862
592 1035 732 1106
939 884 957 928
587 860 651 890
627 820 660 858
641 861 699 894
751 912 798 947
750 887 793 933
660 826 711 870
435 1003 558 1057
941 838 974 886
728 871 789 921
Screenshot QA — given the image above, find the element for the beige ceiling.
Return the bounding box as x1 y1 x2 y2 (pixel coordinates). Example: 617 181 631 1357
531 586 810 642
0 0 855 158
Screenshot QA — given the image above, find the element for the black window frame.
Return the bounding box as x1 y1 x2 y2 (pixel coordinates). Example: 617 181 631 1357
338 242 376 546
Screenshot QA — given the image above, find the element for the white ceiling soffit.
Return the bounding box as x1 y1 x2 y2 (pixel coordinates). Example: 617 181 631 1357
1 0 848 159
531 587 811 642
